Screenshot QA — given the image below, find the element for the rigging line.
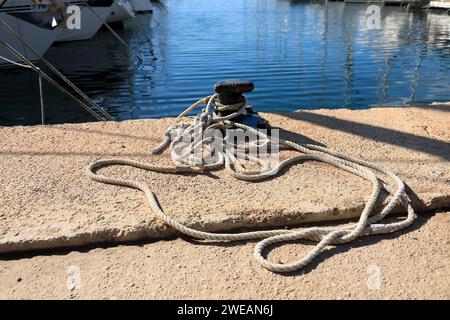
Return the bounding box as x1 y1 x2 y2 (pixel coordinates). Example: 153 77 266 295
0 39 107 121
0 16 115 121
0 53 31 68
86 2 143 64
154 0 168 14
12 0 38 113
38 68 45 125
0 54 44 123
11 0 26 60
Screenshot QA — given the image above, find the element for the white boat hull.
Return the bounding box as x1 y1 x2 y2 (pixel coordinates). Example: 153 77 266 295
56 5 113 42
107 0 135 23
0 12 62 66
429 1 450 9
129 0 153 13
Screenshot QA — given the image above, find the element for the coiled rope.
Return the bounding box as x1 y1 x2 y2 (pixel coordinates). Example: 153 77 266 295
87 94 416 273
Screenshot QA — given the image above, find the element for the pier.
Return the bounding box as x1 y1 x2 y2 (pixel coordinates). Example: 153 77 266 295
0 106 449 298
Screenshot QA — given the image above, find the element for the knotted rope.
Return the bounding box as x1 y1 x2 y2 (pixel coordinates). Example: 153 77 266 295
87 94 416 273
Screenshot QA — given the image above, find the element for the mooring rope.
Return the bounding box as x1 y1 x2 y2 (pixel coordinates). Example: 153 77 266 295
87 94 416 273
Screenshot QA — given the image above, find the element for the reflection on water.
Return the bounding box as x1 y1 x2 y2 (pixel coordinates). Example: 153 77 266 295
0 0 449 125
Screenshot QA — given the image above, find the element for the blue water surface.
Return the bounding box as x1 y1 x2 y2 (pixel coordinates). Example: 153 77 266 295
1 0 449 125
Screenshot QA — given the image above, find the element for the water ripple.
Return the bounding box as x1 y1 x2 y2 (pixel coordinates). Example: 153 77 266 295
0 0 449 125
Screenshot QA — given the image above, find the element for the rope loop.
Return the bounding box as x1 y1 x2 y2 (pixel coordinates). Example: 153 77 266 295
87 94 416 273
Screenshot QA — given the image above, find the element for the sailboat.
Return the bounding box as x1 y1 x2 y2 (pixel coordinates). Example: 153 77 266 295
56 0 115 42
107 0 135 23
0 0 63 66
129 0 152 13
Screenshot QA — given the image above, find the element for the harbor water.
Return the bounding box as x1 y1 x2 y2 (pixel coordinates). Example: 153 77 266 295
0 0 449 125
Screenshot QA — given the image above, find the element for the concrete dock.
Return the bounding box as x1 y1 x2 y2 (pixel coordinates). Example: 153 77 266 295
0 106 449 299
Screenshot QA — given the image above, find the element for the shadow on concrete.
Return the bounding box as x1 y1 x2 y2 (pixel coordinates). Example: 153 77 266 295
278 110 450 160
277 126 326 146
2 104 448 161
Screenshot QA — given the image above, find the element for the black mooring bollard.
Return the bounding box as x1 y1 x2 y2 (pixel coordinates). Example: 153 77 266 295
214 80 270 132
214 79 254 106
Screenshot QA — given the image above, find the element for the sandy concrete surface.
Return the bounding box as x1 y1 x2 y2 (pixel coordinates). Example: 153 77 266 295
0 106 449 254
0 212 448 299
